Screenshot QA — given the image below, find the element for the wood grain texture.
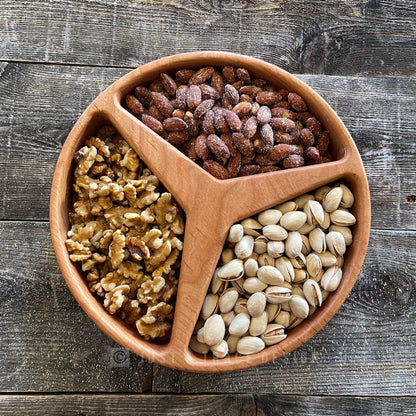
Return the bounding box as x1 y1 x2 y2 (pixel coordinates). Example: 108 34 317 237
0 0 415 76
255 395 416 416
0 62 415 229
0 394 255 416
152 228 416 394
0 221 152 392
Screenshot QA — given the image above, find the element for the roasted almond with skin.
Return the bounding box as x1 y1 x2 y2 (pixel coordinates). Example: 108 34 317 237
232 132 254 156
270 117 296 132
199 84 221 100
189 66 215 85
288 92 308 111
126 94 144 117
163 117 188 131
141 114 164 134
194 99 215 119
186 85 202 111
151 91 174 117
256 91 284 105
159 73 177 96
175 68 195 83
195 135 209 160
206 134 231 164
134 86 152 107
203 160 230 179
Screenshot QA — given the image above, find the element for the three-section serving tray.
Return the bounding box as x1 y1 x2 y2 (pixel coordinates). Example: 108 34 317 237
50 52 371 372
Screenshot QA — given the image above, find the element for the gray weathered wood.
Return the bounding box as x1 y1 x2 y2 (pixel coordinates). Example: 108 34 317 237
0 221 152 392
152 228 416 394
0 394 255 415
255 395 416 416
0 62 415 229
0 0 415 76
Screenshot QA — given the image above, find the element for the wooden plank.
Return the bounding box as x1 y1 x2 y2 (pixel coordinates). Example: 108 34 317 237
255 395 416 416
1 62 415 229
0 221 152 392
152 228 416 395
0 0 415 76
0 394 255 416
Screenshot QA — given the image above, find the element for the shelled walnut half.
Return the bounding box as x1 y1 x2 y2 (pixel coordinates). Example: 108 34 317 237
65 125 185 340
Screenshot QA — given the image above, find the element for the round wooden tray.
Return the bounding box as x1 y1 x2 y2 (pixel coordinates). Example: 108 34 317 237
50 52 371 372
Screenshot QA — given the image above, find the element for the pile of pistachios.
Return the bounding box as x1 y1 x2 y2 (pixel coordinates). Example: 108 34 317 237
190 182 356 358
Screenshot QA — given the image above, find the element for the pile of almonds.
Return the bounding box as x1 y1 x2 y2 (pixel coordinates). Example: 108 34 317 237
190 182 356 358
125 66 332 179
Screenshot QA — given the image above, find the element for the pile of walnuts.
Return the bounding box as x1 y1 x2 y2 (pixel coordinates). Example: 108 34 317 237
65 125 184 340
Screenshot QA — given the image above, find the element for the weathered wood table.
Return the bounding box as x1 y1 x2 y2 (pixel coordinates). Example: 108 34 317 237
1 1 415 414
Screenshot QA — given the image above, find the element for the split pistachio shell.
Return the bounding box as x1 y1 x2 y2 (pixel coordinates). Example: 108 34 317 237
288 315 304 329
221 310 235 327
309 228 326 253
330 210 357 226
317 251 338 267
303 279 323 307
229 312 251 336
314 185 331 202
290 252 306 268
190 336 210 354
301 234 311 256
244 258 259 277
262 224 288 240
211 269 228 295
227 223 244 243
247 292 267 317
201 293 219 320
210 340 229 358
257 265 285 285
258 253 275 267
235 235 254 259
219 288 239 313
323 187 343 213
254 236 268 254
219 248 233 264
221 248 234 264
304 200 325 226
249 311 268 336
218 259 244 281
279 211 307 231
267 241 285 258
243 277 268 293
234 297 249 315
265 286 292 304
289 295 309 319
285 231 303 258
231 277 245 294
297 221 316 235
329 225 353 245
226 334 240 354
340 184 354 208
237 336 265 355
266 303 281 322
274 310 291 328
293 268 308 283
321 210 331 230
306 253 322 278
204 314 225 346
261 323 287 345
275 257 295 282
326 231 346 256
241 218 262 236
321 266 343 291
294 194 315 209
275 201 297 214
291 285 304 297
258 209 282 225
196 327 205 343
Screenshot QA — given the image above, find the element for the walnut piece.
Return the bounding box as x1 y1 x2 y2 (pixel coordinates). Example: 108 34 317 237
66 125 184 340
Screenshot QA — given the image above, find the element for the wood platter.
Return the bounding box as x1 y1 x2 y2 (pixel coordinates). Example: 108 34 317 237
49 52 371 372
